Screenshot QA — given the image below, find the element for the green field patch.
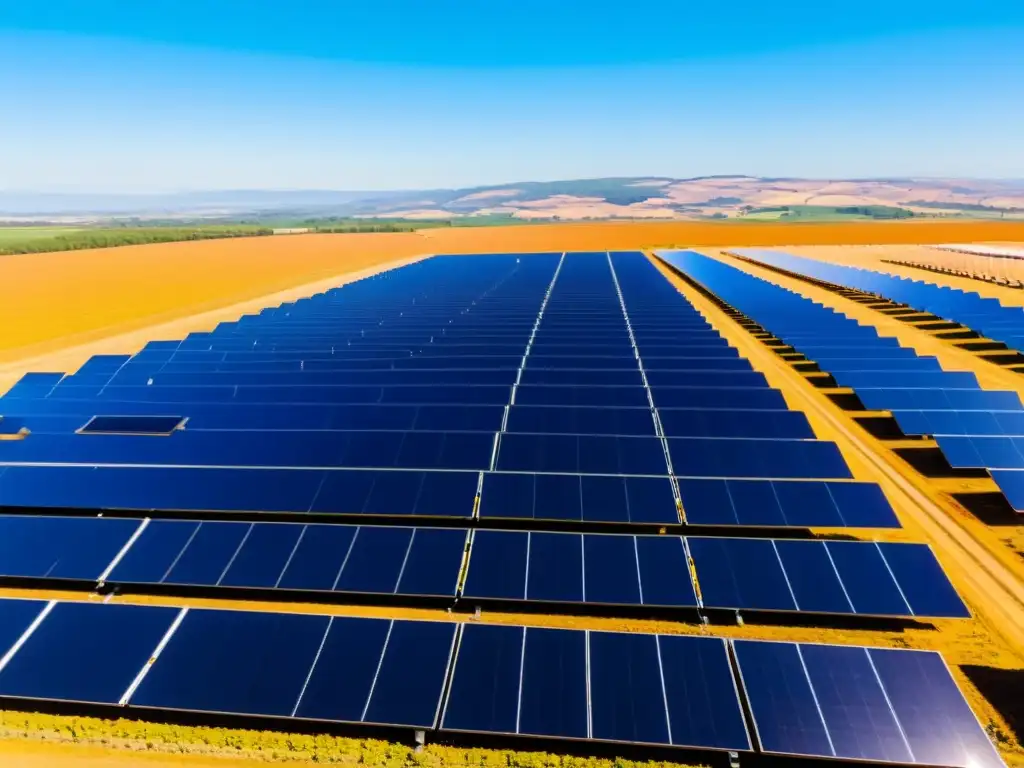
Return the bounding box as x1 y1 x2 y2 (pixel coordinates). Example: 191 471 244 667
0 227 84 245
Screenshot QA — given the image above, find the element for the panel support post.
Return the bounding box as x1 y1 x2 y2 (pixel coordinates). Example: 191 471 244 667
728 750 740 768
414 730 426 752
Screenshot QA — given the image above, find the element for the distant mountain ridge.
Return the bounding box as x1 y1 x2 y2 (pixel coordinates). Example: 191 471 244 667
3 177 1024 222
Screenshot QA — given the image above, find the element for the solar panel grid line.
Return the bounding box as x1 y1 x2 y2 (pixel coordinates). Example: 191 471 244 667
214 522 253 587
863 647 917 762
290 616 335 718
329 527 361 591
273 525 309 589
161 523 201 582
579 534 587 603
769 539 800 611
584 630 593 739
359 621 395 723
821 541 857 613
794 644 838 757
0 600 54 676
96 517 150 584
117 605 189 706
515 623 527 734
391 528 419 596
875 541 914 615
653 635 675 745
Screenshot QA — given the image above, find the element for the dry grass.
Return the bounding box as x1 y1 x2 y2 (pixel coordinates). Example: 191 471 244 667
0 712 706 768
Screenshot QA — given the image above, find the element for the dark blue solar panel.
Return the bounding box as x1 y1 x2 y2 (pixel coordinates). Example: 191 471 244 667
668 438 851 479
825 542 911 616
652 387 789 410
582 534 641 605
462 531 528 601
859 388 1022 411
657 634 751 751
798 644 913 763
0 601 177 705
162 521 248 586
131 609 329 717
107 520 200 584
875 543 970 618
333 526 412 594
733 640 834 757
869 647 1004 768
0 515 138 581
495 433 667 475
688 538 796 612
276 525 358 591
504 405 655 436
442 623 523 734
517 627 588 739
0 599 49 658
635 536 698 607
937 435 1024 470
478 473 678 524
772 540 853 614
0 465 478 518
658 409 814 439
291 616 390 723
527 532 584 603
360 620 456 728
397 528 468 597
833 371 980 389
80 415 185 435
218 523 305 589
514 385 650 407
588 631 670 745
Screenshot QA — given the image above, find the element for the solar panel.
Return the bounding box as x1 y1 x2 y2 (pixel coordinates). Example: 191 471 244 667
462 531 963 619
0 515 139 581
131 611 457 728
0 465 479 518
667 437 852 479
78 415 187 435
678 478 899 528
106 521 467 598
734 640 1004 767
495 433 669 475
442 624 751 751
0 597 997 762
0 601 179 705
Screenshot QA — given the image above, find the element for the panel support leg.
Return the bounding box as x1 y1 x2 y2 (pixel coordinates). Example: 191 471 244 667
728 750 740 768
414 730 426 753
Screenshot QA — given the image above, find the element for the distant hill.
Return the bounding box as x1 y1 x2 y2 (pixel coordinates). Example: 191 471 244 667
4 177 1024 223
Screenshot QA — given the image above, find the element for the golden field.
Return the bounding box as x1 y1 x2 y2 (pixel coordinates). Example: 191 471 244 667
0 224 1023 766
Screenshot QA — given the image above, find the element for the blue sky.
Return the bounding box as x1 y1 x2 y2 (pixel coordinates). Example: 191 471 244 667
2 1 1023 191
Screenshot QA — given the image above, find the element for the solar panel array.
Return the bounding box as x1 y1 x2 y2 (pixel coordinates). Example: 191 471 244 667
0 598 1003 768
661 249 1024 515
0 514 968 619
0 251 1002 767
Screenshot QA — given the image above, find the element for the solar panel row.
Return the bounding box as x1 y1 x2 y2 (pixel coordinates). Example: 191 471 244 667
0 465 900 527
658 249 1024 514
0 516 964 618
0 599 1000 767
